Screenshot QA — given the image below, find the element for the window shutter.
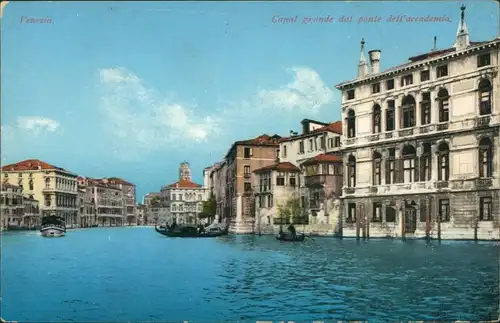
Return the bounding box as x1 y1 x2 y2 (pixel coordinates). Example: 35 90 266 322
414 157 419 183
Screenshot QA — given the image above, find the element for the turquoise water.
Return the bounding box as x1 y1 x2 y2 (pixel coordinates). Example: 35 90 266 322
1 227 498 322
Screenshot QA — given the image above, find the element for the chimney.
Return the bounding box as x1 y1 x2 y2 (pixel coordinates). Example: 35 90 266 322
368 50 381 74
289 130 294 136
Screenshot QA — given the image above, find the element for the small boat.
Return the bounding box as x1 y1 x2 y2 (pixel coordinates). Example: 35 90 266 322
40 215 66 237
155 224 229 238
276 232 306 242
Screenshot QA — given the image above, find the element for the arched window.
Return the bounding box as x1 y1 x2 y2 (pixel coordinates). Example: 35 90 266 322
437 89 450 122
385 148 396 184
348 155 356 188
402 145 417 183
346 110 356 138
45 177 50 189
479 138 493 178
372 152 382 185
437 142 450 181
29 180 34 191
478 79 492 115
401 95 416 128
372 105 381 134
420 143 432 181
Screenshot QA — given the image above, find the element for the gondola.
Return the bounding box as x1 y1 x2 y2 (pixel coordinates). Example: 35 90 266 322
155 224 229 238
276 232 306 242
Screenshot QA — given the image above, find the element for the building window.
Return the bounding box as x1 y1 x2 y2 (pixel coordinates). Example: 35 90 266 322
386 79 394 90
276 173 285 186
420 143 432 181
299 141 305 154
479 197 492 221
386 207 396 222
437 89 450 122
402 145 417 183
401 95 416 128
347 90 355 100
372 202 382 222
346 109 356 138
420 70 430 82
29 180 34 191
477 53 491 68
244 165 251 175
372 105 381 134
267 195 273 208
386 148 396 184
309 139 314 151
478 78 492 115
18 179 23 189
282 145 287 158
372 152 382 185
348 155 356 188
420 92 431 125
320 136 326 149
401 74 413 87
243 147 252 158
479 138 493 178
386 100 395 131
289 174 296 186
372 83 380 94
244 182 252 192
439 199 450 222
328 138 334 149
436 65 448 78
347 203 356 223
437 142 450 181
335 137 341 147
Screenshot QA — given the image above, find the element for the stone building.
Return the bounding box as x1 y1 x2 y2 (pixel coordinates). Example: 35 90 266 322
86 178 124 226
253 120 344 235
160 162 209 225
220 134 281 233
76 176 97 227
106 177 137 225
208 161 229 224
336 6 499 240
0 182 40 230
1 159 79 227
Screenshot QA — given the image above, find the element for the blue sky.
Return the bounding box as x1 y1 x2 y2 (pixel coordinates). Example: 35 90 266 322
1 1 498 201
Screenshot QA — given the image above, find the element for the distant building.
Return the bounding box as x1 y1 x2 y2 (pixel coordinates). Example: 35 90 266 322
106 177 137 225
86 178 124 226
1 159 78 227
160 162 209 225
77 177 97 227
335 6 499 240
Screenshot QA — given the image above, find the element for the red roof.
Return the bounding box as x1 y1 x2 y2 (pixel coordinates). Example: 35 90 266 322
106 177 135 186
301 153 343 166
1 159 68 172
167 179 202 189
254 162 301 173
280 121 342 143
235 134 281 146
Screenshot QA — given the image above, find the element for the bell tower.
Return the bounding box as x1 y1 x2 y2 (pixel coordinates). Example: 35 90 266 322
179 161 192 181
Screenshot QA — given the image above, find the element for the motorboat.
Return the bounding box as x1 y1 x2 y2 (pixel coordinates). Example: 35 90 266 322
40 215 66 237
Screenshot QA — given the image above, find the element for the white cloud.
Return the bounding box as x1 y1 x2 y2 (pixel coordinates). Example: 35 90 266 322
98 67 221 158
257 66 334 113
17 116 60 133
97 66 334 160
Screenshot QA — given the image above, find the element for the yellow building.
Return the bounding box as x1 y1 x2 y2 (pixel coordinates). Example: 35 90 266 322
1 159 79 227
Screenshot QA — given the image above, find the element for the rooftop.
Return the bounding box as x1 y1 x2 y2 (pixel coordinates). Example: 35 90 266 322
1 159 72 173
301 153 343 166
167 179 202 189
254 161 301 173
279 121 342 143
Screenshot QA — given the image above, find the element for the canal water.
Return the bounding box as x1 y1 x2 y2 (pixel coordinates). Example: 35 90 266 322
1 227 498 322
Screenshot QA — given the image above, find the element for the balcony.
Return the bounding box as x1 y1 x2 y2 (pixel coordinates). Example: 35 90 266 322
435 181 449 189
345 138 355 146
243 173 251 179
385 132 394 139
369 186 378 194
419 124 434 134
475 178 493 188
475 116 491 129
304 174 329 187
398 128 414 137
344 187 355 195
369 134 380 142
436 123 449 131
